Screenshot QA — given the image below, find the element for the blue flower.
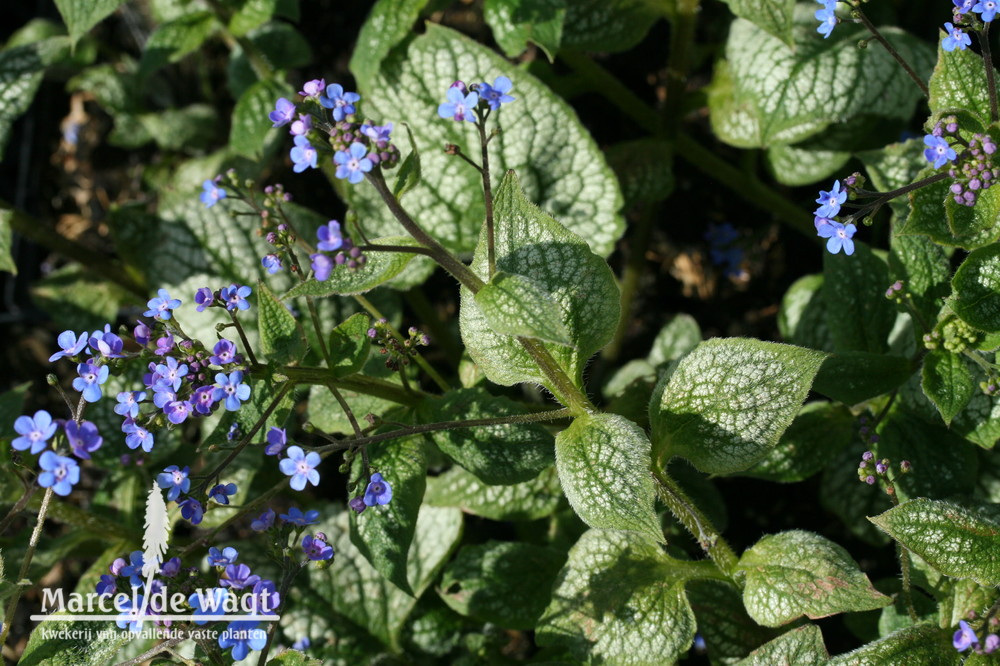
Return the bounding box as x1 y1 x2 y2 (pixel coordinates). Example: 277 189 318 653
249 579 281 614
179 497 204 524
200 180 227 208
219 621 267 661
190 587 230 625
923 135 957 168
292 637 310 651
268 97 296 128
262 254 282 274
815 3 837 38
88 328 124 358
221 563 261 590
156 465 191 502
251 508 276 531
279 446 321 491
221 284 252 312
208 546 239 567
302 534 334 561
814 180 847 218
96 574 117 596
160 557 181 577
943 23 972 51
817 221 857 255
12 410 57 454
290 135 318 173
319 83 360 121
955 0 976 12
209 483 238 505
333 142 373 184
49 330 88 362
479 76 515 110
119 551 145 588
360 122 393 145
955 620 979 651
165 400 194 424
363 472 393 506
317 220 343 252
193 385 216 415
64 419 103 460
194 286 215 312
155 356 188 391
115 391 146 419
73 361 109 403
290 113 312 136
265 427 287 456
213 371 251 411
311 253 334 281
437 86 479 122
116 594 150 633
975 0 998 21
279 506 319 526
38 451 80 496
210 339 238 366
298 78 325 97
144 288 181 320
124 422 154 453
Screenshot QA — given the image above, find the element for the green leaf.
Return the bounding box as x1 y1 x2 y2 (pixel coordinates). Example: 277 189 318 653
928 43 996 130
229 0 278 36
18 618 132 666
391 123 421 200
53 0 124 43
346 24 625 266
257 280 305 364
922 349 975 425
474 271 573 346
827 622 961 665
766 141 850 186
778 273 834 352
823 243 896 353
228 22 313 98
555 413 662 543
424 465 562 521
0 209 15 274
821 444 892 546
537 529 696 664
813 352 914 405
734 625 829 666
900 168 1000 249
31 264 129 332
439 541 566 629
313 504 463 648
417 387 554 485
137 104 218 151
484 0 565 61
230 78 293 159
719 0 794 46
741 401 854 483
606 139 675 207
648 313 700 365
650 338 826 475
686 580 776 661
869 498 1000 585
327 312 371 378
202 373 293 450
888 233 950 324
0 382 30 435
953 243 1000 332
858 138 926 221
349 0 430 90
709 7 932 148
350 436 427 595
737 530 891 627
560 0 662 52
266 650 324 666
138 11 218 80
0 43 48 161
283 237 420 299
460 172 620 389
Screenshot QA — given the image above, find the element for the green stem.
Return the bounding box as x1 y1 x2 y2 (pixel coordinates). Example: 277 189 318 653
853 7 929 97
229 309 259 367
981 23 998 123
278 365 426 406
476 116 497 278
1 488 54 651
314 407 572 454
653 467 739 577
179 481 286 560
255 559 305 665
328 383 363 436
518 338 594 415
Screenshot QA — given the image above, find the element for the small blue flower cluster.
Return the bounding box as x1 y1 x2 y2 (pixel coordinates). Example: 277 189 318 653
812 179 857 256
814 0 838 38
437 77 515 122
942 0 995 52
309 219 366 280
925 118 998 206
954 619 1000 654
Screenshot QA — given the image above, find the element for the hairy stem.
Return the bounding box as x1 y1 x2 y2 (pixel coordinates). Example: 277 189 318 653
328 382 363 437
476 117 497 278
278 365 426 406
1 488 54 651
229 309 259 367
853 7 929 97
982 23 998 123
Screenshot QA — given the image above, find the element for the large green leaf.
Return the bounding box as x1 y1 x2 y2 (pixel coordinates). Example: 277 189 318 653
921 349 975 425
474 271 572 345
349 0 430 90
438 541 566 629
870 498 1000 585
953 243 1000 332
484 0 565 61
828 622 960 665
257 280 305 364
737 530 891 627
537 529 696 664
327 312 371 378
560 0 663 52
900 168 1000 249
719 0 795 46
709 6 932 148
424 465 563 521
18 618 132 666
228 0 278 37
685 580 776 661
778 274 834 352
555 413 662 543
858 138 926 221
823 243 896 354
648 313 701 365
606 139 676 207
417 387 554 485
0 42 51 161
888 232 951 324
54 0 125 43
349 435 428 595
813 352 914 405
137 11 218 80
928 43 997 130
734 625 829 666
650 338 826 475
460 172 620 389
347 23 625 266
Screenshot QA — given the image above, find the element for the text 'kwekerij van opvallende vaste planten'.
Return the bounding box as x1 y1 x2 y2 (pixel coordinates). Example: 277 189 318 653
5 0 1000 663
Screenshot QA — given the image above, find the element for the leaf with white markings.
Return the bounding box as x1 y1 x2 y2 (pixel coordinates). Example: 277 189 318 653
826 622 960 665
734 625 829 666
650 338 826 475
424 466 562 521
474 271 572 346
484 0 565 61
922 349 974 425
555 413 662 543
737 530 891 627
953 243 1000 332
54 0 125 43
929 44 997 130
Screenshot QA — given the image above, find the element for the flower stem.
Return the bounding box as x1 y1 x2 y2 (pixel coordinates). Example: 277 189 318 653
1 488 54 651
981 23 999 123
653 466 739 577
327 383 363 437
842 172 951 224
228 309 259 367
852 6 929 97
476 117 497 278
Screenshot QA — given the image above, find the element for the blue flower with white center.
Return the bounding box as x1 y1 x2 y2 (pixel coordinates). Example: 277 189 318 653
124 422 154 453
363 472 393 506
88 329 124 358
65 419 103 460
38 451 80 496
221 284 252 312
49 330 88 362
221 563 261 591
817 221 857 256
156 465 191 502
955 0 976 12
212 371 251 411
144 288 181 320
180 497 204 524
279 506 319 526
200 180 227 208
923 135 957 168
975 0 998 21
316 220 343 252
942 22 972 51
73 361 109 403
815 2 837 38
302 534 334 561
219 621 267 661
279 446 321 491
437 87 479 122
190 588 229 625
155 356 188 392
119 551 145 587
12 410 57 454
290 135 318 173
208 546 239 567
814 180 847 218
115 391 146 419
262 254 282 274
318 83 360 121
209 483 238 505
478 76 515 110
954 620 979 651
265 427 287 456
268 97 296 128
333 142 373 184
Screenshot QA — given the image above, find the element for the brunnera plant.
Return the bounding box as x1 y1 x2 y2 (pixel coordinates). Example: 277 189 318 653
2 0 1000 664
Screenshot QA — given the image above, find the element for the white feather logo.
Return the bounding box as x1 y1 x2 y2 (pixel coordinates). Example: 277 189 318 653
134 482 170 624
